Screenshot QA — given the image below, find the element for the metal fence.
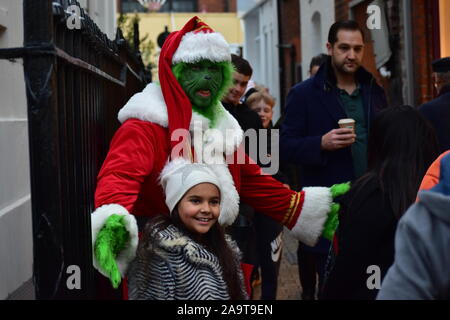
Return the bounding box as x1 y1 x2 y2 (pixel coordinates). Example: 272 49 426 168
1 0 149 299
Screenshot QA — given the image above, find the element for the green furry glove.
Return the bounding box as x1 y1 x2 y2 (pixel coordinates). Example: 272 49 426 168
322 202 340 241
322 182 350 241
330 182 351 199
94 214 130 289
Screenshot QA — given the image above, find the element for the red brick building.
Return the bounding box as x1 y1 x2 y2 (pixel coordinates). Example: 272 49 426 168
278 0 301 112
336 0 448 106
117 0 237 13
277 0 448 109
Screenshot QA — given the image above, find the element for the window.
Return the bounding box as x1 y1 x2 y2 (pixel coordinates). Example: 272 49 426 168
159 0 197 12
121 0 147 13
439 0 450 57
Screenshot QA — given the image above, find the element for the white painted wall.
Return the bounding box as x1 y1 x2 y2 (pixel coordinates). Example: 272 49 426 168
242 0 281 122
0 0 117 299
79 0 117 40
299 0 335 80
0 0 33 300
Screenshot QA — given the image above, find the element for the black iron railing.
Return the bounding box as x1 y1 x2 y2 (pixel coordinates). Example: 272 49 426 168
0 0 149 299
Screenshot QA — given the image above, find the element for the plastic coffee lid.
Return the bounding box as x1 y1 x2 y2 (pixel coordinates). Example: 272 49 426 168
338 118 355 124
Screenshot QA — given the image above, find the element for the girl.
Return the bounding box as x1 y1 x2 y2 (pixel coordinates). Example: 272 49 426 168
321 105 440 300
127 158 247 300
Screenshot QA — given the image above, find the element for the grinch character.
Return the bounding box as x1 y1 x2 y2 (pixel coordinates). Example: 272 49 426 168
91 17 347 291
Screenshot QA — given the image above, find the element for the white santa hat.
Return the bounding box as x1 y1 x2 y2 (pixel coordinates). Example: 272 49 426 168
171 18 231 64
160 158 238 225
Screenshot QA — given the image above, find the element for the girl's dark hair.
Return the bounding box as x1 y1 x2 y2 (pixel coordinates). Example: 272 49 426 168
351 105 440 219
138 211 246 300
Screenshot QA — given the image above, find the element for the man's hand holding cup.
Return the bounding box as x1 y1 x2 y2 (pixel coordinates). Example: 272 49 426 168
321 118 356 151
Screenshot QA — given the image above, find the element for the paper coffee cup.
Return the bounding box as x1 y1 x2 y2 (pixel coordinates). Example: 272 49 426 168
338 118 355 132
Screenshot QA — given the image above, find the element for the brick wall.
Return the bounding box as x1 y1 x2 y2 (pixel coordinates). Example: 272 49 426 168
279 0 301 105
333 0 412 107
411 0 438 105
198 0 236 12
335 0 349 21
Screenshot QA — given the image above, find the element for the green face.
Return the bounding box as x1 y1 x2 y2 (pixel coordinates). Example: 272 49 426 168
178 60 224 109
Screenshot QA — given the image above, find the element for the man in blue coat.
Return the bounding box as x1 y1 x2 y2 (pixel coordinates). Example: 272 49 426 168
280 20 387 300
419 57 450 153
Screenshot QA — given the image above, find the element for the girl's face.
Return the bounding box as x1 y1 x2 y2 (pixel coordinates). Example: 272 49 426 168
250 100 273 128
177 183 220 235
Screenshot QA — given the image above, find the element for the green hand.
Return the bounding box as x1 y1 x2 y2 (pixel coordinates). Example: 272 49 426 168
330 182 351 199
94 214 130 289
322 202 340 241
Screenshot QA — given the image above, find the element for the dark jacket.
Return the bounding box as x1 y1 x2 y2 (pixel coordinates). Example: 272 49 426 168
418 86 450 153
280 57 387 188
322 176 398 300
223 101 263 133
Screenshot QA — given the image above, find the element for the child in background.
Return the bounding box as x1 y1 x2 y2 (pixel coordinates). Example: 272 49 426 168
127 158 247 300
246 87 288 300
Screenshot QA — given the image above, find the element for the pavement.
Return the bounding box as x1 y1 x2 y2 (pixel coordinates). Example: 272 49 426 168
252 227 303 300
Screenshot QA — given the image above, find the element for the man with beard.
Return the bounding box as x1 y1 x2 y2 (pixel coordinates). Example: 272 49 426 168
280 20 387 300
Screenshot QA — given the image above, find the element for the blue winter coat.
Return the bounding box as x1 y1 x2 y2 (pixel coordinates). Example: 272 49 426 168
418 86 450 153
280 58 387 188
280 58 387 253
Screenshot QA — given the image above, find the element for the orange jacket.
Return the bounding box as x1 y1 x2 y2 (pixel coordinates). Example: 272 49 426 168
418 150 450 198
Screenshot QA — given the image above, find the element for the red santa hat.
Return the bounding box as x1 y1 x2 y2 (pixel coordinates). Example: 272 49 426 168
158 16 231 151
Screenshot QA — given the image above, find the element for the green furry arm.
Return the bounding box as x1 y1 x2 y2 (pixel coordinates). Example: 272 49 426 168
322 202 340 241
330 182 351 199
322 183 350 240
94 214 130 289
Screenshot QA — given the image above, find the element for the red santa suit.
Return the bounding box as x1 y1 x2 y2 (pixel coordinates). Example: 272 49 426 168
91 81 332 277
90 17 332 282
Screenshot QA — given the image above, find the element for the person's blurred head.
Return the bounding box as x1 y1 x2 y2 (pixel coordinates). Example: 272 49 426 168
246 86 275 128
309 53 329 77
222 54 253 106
361 106 440 218
432 57 450 94
433 71 450 94
326 21 365 77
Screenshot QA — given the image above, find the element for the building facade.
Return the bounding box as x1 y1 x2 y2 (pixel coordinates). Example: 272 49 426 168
78 0 117 40
120 0 243 82
242 0 282 122
242 0 450 123
0 0 32 301
0 0 117 299
118 0 237 13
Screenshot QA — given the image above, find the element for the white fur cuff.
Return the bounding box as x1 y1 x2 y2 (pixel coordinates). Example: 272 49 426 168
290 187 332 247
91 204 139 278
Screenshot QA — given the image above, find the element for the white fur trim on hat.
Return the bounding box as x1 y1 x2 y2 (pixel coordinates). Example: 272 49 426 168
91 204 139 278
172 31 231 64
289 187 332 247
160 158 221 213
118 83 243 156
209 163 240 226
159 158 239 226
